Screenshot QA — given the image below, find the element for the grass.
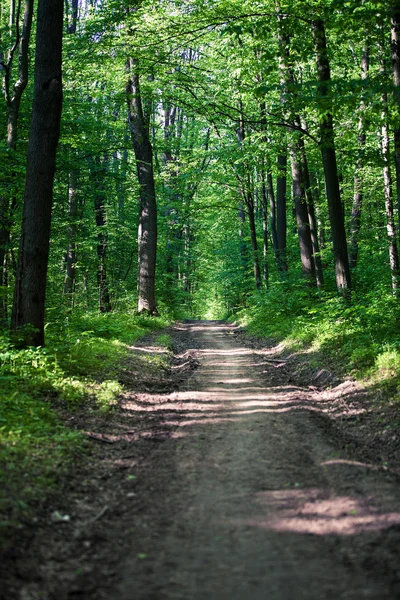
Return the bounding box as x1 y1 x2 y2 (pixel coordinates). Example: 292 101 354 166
232 280 400 401
0 310 169 548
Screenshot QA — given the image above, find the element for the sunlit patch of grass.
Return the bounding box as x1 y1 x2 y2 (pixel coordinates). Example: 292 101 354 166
233 281 400 386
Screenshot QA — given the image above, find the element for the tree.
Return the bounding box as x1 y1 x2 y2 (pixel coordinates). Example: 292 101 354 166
11 0 63 346
0 0 34 321
126 58 158 315
312 16 351 293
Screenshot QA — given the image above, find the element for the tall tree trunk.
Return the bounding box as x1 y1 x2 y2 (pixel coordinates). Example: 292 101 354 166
63 168 78 300
381 83 400 292
11 0 63 346
276 153 288 272
66 0 79 34
89 156 112 312
391 4 400 221
259 103 277 277
244 190 262 290
267 170 279 264
298 133 324 288
126 58 158 315
290 147 316 283
312 17 351 293
260 163 269 287
0 0 34 322
276 13 289 273
349 39 369 270
236 106 261 290
62 0 80 304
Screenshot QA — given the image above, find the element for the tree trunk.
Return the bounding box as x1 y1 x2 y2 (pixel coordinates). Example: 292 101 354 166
276 153 288 272
349 39 369 270
391 4 400 222
260 163 269 287
89 156 112 312
381 90 400 292
290 147 316 283
312 17 351 293
11 0 63 346
246 191 262 290
126 58 158 315
0 0 34 323
63 168 78 300
276 15 289 274
66 0 79 34
298 135 324 288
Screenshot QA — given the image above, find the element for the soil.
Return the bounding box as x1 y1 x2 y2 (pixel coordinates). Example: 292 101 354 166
1 320 400 600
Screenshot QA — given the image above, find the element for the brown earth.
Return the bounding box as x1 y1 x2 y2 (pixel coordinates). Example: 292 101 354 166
2 320 400 599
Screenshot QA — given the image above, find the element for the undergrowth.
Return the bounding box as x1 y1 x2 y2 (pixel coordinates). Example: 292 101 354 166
234 280 400 401
0 311 169 548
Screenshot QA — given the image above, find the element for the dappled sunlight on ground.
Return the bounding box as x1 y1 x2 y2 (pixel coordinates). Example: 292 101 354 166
237 488 400 536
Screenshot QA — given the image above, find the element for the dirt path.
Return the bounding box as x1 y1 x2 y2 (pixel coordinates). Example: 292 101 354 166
3 321 400 599
111 321 400 600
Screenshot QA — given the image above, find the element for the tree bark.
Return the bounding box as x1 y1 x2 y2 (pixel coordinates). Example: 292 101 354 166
126 58 158 315
290 147 316 284
89 156 112 312
298 133 324 288
260 163 269 287
349 39 369 270
63 168 78 300
11 0 63 346
0 0 34 322
312 17 351 293
276 153 288 272
381 86 400 292
391 4 400 222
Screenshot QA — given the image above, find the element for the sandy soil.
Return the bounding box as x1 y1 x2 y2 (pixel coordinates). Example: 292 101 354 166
2 321 400 599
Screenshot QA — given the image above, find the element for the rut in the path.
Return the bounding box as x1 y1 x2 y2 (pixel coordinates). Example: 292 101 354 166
113 321 400 600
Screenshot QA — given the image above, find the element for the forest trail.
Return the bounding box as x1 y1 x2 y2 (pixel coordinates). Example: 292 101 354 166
4 321 400 599
114 321 400 600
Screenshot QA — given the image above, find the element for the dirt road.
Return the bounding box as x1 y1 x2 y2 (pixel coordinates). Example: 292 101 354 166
114 321 400 599
4 321 400 599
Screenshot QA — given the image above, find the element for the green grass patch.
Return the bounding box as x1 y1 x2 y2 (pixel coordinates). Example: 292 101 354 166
0 310 169 548
233 280 400 393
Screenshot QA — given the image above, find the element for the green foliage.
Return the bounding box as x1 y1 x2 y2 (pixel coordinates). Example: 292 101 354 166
0 310 169 546
235 279 400 388
155 333 173 349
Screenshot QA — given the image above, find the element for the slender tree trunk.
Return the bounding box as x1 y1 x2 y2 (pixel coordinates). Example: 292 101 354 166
298 134 324 288
381 87 400 292
238 201 247 268
236 105 261 290
276 153 288 272
349 39 369 270
11 0 63 346
89 156 112 312
94 190 112 313
66 0 79 34
0 0 34 322
245 191 262 290
391 4 400 221
276 15 289 273
62 0 80 304
259 103 277 277
63 168 78 300
290 147 316 283
267 171 279 263
260 163 269 287
312 17 351 293
126 58 158 315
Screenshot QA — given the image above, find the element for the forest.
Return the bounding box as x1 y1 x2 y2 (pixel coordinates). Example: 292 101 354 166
1 0 400 594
